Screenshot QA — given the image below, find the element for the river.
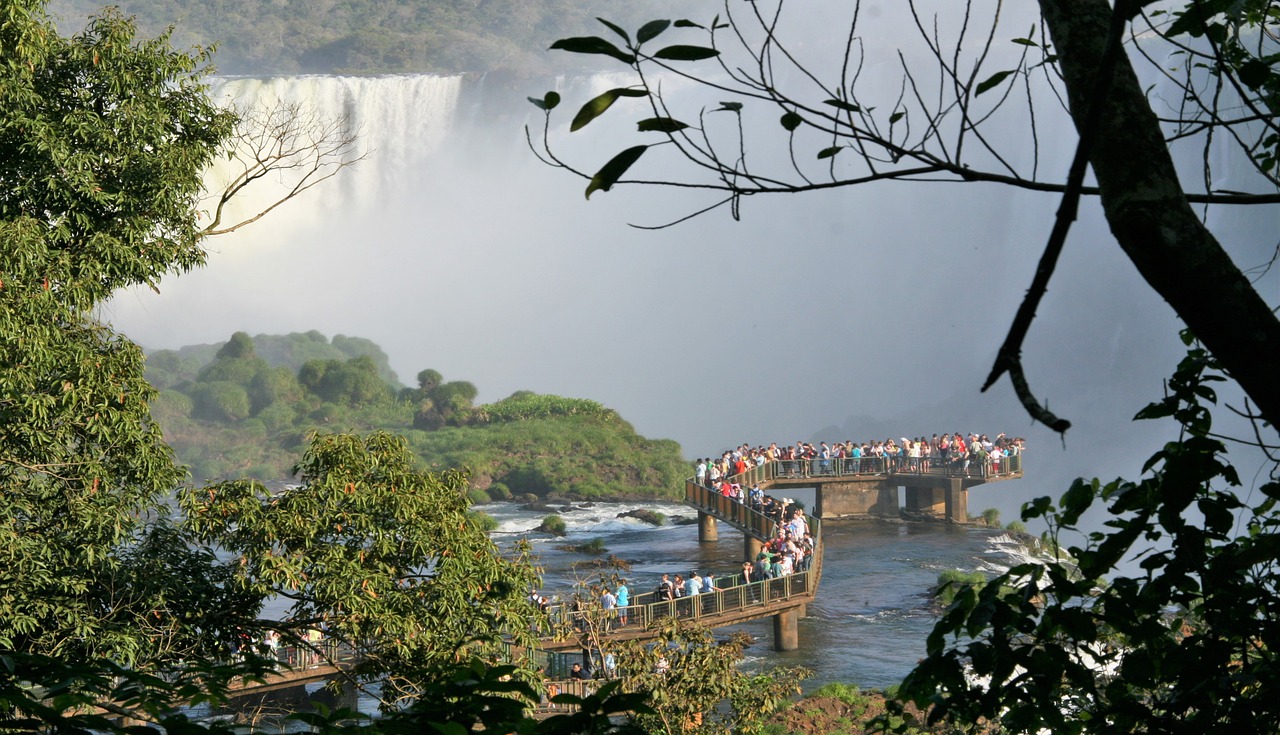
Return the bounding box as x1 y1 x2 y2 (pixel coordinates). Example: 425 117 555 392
481 493 1039 690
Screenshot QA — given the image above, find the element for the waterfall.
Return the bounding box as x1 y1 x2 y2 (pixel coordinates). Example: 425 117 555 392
209 75 465 215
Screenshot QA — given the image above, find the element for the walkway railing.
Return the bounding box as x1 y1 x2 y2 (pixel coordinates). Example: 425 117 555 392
684 478 781 541
713 455 1023 484
548 566 817 636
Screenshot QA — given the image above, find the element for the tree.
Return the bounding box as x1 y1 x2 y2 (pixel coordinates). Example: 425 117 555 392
529 0 1280 433
0 0 364 680
531 2 1280 730
200 99 366 236
0 0 236 664
179 431 547 708
888 341 1280 734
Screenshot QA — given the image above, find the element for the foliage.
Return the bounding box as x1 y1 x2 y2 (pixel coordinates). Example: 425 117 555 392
539 514 569 536
809 682 872 713
531 0 1280 432
180 431 546 702
930 570 990 610
1154 0 1280 179
467 510 500 533
467 488 492 505
46 0 675 75
981 508 1001 527
560 537 609 555
148 341 690 496
1005 520 1027 534
614 618 811 734
0 0 235 666
148 331 401 389
472 392 616 423
890 340 1280 733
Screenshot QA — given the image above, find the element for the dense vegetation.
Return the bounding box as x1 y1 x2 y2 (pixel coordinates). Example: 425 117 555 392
45 0 674 75
147 331 688 498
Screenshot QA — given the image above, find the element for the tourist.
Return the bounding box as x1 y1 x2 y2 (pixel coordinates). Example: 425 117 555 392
616 581 629 626
688 572 703 596
658 573 674 601
600 588 617 631
570 662 589 680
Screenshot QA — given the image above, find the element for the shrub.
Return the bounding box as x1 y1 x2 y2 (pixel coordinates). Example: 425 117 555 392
467 488 492 505
981 507 1001 526
932 569 987 608
810 681 870 711
1007 520 1027 533
487 482 512 501
189 381 252 422
467 511 499 533
538 514 567 536
576 538 607 554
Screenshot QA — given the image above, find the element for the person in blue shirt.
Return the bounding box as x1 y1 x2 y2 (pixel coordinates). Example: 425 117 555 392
615 581 629 626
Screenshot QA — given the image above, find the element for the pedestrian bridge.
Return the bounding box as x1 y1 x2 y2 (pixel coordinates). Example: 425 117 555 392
209 455 1025 713
540 478 823 656
710 455 1024 523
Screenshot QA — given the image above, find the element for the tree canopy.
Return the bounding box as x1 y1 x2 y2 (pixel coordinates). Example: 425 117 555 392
0 0 235 664
530 0 1279 434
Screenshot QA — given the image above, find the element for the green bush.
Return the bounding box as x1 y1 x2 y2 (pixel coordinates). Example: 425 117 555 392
809 681 869 710
1007 520 1027 533
487 482 512 501
538 514 567 536
982 507 1001 526
628 509 665 527
575 538 607 554
467 488 492 505
189 381 252 422
932 569 987 608
467 510 499 533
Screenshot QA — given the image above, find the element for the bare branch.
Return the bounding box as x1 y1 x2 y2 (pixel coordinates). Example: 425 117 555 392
201 100 367 237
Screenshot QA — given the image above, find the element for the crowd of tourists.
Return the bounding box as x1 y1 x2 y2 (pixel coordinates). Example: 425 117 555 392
694 432 1026 487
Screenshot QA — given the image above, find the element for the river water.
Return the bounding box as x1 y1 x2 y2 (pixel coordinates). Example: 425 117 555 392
482 495 1038 690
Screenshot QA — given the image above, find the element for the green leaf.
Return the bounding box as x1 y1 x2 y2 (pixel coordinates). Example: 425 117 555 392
527 91 560 111
674 19 704 29
637 20 672 44
716 101 743 112
823 98 861 113
817 146 843 159
596 18 630 44
1238 58 1272 90
975 70 1016 96
779 112 803 131
1011 38 1039 47
637 117 690 133
652 44 720 61
570 88 649 132
549 36 636 65
889 111 905 124
586 145 649 199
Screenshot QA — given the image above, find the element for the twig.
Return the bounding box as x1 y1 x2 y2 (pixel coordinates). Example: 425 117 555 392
981 0 1135 434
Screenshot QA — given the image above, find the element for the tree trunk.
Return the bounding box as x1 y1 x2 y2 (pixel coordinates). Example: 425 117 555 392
1039 0 1280 431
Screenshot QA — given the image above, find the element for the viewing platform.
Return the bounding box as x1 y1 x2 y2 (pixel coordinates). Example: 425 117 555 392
705 456 1023 523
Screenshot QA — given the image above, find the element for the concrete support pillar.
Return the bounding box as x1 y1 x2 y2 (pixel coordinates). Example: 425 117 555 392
698 512 719 542
945 477 968 523
794 603 807 619
744 535 762 560
773 608 799 651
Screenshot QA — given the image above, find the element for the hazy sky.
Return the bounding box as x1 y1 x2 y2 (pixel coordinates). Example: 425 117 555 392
106 3 1278 524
